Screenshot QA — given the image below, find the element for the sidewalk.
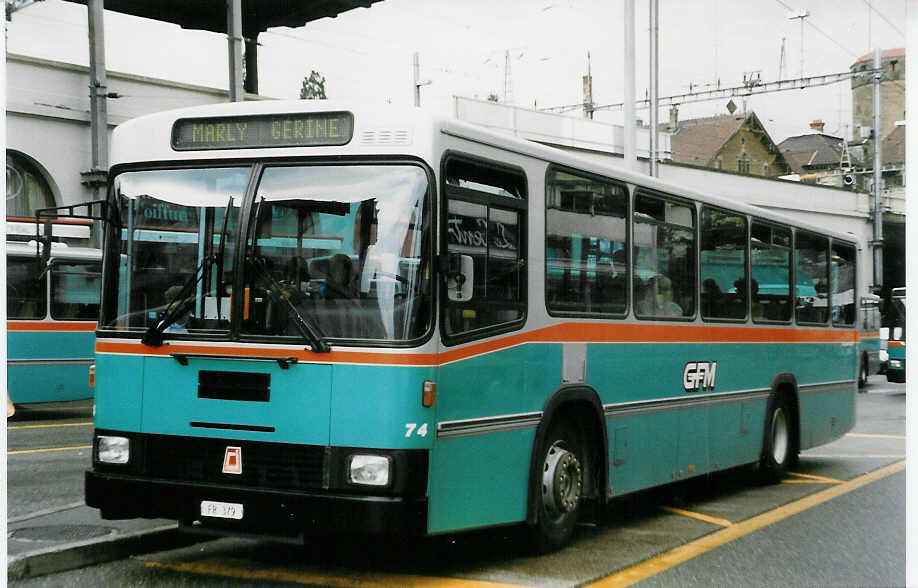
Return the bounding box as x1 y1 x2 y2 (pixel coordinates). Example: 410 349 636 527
7 502 199 581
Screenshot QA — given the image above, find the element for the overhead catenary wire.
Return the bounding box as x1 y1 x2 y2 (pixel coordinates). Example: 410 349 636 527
862 0 905 38
772 0 860 59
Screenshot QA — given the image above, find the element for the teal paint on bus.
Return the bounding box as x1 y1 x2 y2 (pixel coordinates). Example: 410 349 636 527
94 353 144 431
7 330 95 403
138 357 333 444
428 428 533 533
329 364 437 449
888 343 905 381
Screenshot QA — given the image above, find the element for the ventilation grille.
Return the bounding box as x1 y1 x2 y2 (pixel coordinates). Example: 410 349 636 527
143 435 325 491
359 128 411 145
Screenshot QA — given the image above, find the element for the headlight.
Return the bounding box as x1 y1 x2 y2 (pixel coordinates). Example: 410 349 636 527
889 359 903 369
348 454 391 486
97 436 130 464
880 350 888 362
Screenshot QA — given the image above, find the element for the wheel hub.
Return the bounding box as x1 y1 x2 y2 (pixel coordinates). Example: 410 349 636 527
771 407 788 464
541 442 582 518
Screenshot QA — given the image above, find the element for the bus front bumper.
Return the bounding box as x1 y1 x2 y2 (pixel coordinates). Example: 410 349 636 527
85 471 428 538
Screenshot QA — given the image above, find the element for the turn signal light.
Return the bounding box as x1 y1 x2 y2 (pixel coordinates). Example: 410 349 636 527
89 364 95 388
422 380 436 407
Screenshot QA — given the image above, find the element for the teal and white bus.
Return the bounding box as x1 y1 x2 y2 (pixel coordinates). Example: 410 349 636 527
887 287 905 383
7 240 102 416
856 293 885 388
85 101 859 550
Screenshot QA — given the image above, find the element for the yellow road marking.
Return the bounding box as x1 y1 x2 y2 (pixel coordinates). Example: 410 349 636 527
145 558 529 587
845 433 905 440
785 471 843 484
803 454 905 459
660 506 732 527
8 421 93 430
586 460 905 587
8 444 92 455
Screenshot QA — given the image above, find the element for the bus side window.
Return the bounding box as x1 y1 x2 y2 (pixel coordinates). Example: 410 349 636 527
831 242 856 327
7 257 47 319
443 156 527 340
545 167 628 316
700 207 747 320
633 191 696 319
751 221 792 322
50 261 102 320
795 231 829 324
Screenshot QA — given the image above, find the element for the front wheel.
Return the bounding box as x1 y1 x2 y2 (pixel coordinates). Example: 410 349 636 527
857 355 868 389
759 395 796 483
528 420 584 552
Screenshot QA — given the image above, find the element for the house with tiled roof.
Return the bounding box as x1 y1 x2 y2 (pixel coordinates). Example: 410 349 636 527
668 110 790 177
777 120 864 188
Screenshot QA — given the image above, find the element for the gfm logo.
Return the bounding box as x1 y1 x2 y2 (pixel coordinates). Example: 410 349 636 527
683 361 717 392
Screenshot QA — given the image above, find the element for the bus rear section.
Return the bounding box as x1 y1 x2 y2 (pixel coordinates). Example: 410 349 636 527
887 287 905 382
7 242 101 411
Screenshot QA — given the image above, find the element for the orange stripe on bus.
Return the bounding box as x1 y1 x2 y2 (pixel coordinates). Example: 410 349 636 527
7 321 97 332
95 322 857 367
888 340 905 348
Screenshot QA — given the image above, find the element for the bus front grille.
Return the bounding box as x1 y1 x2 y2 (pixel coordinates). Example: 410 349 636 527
142 434 325 491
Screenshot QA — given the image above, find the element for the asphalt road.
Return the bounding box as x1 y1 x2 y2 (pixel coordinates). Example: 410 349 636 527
8 378 906 587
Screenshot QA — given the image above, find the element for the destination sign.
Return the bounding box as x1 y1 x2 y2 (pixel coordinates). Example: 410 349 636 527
171 112 354 150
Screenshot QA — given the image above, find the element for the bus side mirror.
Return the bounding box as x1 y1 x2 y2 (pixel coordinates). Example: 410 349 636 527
446 253 474 302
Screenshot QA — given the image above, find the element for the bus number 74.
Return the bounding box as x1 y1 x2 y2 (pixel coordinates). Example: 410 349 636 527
405 423 429 438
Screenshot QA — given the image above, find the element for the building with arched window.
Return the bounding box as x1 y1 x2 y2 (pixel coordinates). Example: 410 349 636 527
6 53 257 242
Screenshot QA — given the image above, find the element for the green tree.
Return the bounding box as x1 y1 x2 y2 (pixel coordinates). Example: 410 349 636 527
300 70 327 99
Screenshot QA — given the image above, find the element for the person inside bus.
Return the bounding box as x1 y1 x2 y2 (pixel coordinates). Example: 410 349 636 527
162 284 191 333
594 258 625 312
702 278 724 316
324 253 356 300
639 275 683 317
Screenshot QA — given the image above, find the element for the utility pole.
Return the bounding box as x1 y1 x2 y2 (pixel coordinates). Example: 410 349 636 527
226 0 243 102
778 37 787 80
504 50 513 105
787 9 808 78
871 46 884 292
583 52 593 119
623 0 637 170
649 0 660 177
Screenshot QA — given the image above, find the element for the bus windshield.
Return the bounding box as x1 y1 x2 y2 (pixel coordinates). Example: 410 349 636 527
104 166 248 334
891 291 906 341
102 163 432 344
242 164 431 342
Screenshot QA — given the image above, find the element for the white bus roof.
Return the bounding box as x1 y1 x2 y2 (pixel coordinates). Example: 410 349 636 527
110 100 860 248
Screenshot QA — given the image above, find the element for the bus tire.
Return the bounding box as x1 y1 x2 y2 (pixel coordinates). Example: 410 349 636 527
857 354 868 389
759 394 795 483
528 419 584 553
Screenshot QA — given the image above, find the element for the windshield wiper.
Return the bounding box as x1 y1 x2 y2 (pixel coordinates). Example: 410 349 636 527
214 196 233 324
142 254 212 347
248 255 330 353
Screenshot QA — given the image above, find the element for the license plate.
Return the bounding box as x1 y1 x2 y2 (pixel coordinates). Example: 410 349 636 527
200 500 244 520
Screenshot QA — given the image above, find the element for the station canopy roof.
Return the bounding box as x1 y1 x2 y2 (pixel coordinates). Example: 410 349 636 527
63 0 382 34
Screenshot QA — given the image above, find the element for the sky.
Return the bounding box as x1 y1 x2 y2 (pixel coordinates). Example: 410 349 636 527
4 0 911 144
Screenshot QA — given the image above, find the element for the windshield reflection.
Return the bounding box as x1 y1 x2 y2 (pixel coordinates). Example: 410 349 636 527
104 167 248 334
242 164 431 342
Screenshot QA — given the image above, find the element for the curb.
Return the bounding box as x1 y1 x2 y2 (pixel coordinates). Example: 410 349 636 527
8 524 201 581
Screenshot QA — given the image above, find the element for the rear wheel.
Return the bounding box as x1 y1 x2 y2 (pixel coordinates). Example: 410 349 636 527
759 394 795 483
857 354 868 389
528 420 584 552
